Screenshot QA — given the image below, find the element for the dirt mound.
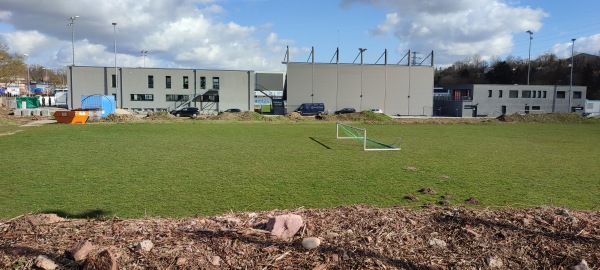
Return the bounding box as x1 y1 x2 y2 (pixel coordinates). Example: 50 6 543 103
145 111 176 120
497 112 593 123
318 111 394 123
113 109 132 115
101 113 140 123
210 111 265 121
1 206 598 269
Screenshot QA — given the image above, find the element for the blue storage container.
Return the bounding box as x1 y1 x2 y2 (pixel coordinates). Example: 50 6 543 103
81 95 116 118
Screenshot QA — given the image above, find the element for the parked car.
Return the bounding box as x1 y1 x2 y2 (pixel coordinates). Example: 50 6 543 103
171 107 200 117
222 108 241 113
334 108 356 114
369 108 383 114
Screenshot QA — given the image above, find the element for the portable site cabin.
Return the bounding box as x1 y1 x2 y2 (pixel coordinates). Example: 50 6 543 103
16 96 41 108
585 100 600 117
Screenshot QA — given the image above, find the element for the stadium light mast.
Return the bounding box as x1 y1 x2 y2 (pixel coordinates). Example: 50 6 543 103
141 50 148 67
526 30 533 85
113 22 118 108
569 38 576 112
68 16 79 66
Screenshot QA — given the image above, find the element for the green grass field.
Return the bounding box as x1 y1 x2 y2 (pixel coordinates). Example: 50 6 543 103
1 120 599 218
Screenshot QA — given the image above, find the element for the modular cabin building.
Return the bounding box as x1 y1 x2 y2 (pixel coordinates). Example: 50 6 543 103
434 84 588 117
67 66 254 114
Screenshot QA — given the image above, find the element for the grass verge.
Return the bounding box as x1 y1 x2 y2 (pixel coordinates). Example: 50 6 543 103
0 120 598 218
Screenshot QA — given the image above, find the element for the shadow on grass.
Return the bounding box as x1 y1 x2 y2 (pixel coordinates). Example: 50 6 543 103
42 209 110 219
309 136 331 149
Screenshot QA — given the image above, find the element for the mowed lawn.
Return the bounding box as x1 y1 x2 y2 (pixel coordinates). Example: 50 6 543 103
1 121 599 218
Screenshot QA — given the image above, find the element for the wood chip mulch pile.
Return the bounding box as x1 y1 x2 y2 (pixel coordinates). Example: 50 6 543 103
1 205 598 269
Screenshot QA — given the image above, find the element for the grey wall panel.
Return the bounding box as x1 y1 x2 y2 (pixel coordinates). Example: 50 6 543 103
336 65 362 112
286 63 434 116
409 67 434 116
286 63 315 111
384 67 409 116
361 65 387 112
70 66 108 109
313 64 339 113
256 72 284 91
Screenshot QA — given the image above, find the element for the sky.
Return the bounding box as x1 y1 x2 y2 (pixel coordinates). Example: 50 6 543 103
0 0 598 72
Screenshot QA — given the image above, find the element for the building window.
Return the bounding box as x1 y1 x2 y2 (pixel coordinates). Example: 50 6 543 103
111 75 116 88
509 90 518 98
212 77 220 90
166 76 171 89
183 76 189 89
537 91 542 98
532 106 541 110
166 94 189 102
499 90 503 98
573 91 582 99
130 94 154 101
522 90 532 98
543 91 547 98
148 76 154 88
532 91 537 98
200 76 206 89
557 91 566 99
488 90 492 98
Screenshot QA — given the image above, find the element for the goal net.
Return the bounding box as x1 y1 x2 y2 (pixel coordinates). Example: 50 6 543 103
336 122 401 151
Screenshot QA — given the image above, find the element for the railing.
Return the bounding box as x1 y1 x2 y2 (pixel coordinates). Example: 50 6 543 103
433 96 473 101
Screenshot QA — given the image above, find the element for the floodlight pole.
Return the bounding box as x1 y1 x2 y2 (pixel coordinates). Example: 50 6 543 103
526 30 533 85
569 38 576 112
68 16 79 66
141 50 148 67
113 22 118 108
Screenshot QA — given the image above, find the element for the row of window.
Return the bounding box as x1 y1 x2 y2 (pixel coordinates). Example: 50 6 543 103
488 90 582 99
149 76 219 90
130 94 218 102
112 75 220 90
131 94 189 101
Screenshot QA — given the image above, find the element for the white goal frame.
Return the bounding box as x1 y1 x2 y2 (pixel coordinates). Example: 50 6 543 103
336 122 400 151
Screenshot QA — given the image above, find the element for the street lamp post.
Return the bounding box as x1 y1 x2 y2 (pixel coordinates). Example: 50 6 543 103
112 22 118 108
68 16 79 66
43 68 48 83
526 30 533 85
569 38 576 112
23 54 30 96
141 50 148 67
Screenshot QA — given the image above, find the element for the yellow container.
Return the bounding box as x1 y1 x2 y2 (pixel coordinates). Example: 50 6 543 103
54 110 89 124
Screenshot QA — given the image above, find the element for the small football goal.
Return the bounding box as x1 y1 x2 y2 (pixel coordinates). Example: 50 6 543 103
336 122 401 151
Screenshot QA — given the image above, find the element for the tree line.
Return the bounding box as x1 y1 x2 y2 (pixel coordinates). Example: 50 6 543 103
0 39 67 90
435 53 600 99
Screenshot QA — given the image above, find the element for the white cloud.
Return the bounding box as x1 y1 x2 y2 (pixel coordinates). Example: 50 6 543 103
552 34 600 58
0 10 12 21
343 0 548 65
369 13 400 37
0 0 289 71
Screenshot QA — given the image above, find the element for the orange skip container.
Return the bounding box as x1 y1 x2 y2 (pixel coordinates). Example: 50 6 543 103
54 110 89 124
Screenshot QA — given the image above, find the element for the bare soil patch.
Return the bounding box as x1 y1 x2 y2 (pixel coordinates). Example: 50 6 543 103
1 206 598 269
